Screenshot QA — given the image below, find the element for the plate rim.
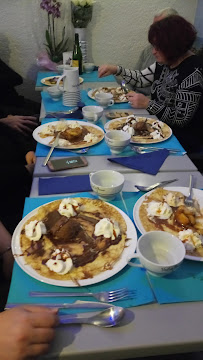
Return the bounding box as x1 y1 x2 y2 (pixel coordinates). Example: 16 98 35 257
12 198 137 287
32 120 104 150
41 76 83 85
133 186 203 262
104 117 172 144
87 88 128 103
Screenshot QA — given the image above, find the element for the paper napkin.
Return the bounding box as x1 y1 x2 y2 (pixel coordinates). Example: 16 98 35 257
108 149 169 175
39 175 92 195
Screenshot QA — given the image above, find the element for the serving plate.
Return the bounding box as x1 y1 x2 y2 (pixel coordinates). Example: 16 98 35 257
12 200 137 287
33 120 104 149
104 116 172 144
133 186 203 261
41 76 84 86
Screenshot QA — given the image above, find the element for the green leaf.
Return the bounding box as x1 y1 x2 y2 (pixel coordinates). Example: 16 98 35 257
45 30 53 53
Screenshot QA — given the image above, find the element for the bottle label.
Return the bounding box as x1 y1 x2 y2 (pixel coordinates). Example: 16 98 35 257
72 60 79 68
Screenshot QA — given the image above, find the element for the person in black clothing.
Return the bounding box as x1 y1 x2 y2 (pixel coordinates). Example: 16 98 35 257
98 16 203 161
0 57 40 117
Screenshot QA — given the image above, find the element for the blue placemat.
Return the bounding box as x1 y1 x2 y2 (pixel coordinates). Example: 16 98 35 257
35 118 135 157
7 192 155 311
36 71 115 88
121 192 203 304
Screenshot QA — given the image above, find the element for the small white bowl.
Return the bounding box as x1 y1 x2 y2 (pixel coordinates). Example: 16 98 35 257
128 231 186 276
90 170 124 201
105 130 131 154
82 105 103 123
56 64 72 74
83 62 95 73
47 86 62 101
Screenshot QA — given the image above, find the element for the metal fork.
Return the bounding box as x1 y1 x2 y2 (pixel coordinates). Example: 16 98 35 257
29 288 136 303
184 175 195 207
131 145 186 155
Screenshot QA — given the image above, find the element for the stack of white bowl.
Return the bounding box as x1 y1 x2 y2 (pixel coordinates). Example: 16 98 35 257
63 89 81 106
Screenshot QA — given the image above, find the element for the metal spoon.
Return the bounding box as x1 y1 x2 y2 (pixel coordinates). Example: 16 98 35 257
120 80 130 94
59 306 125 327
135 178 178 192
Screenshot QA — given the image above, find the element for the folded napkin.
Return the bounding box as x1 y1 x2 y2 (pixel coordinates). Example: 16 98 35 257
44 100 85 119
39 175 92 195
108 149 169 175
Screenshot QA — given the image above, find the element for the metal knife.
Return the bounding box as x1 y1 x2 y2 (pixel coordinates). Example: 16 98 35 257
43 132 60 166
5 302 109 310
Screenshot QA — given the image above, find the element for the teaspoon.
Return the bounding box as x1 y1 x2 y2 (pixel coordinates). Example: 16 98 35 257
59 306 125 327
134 178 177 192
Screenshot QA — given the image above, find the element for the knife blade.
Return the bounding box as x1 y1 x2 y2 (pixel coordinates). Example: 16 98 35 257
5 301 109 310
43 132 60 166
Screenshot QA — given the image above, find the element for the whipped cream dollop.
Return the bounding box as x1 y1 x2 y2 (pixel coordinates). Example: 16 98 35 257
150 130 161 139
122 124 135 136
94 218 120 240
147 201 173 220
178 229 203 252
40 125 55 136
164 192 184 207
84 133 98 143
55 121 68 132
25 220 47 241
46 249 73 275
152 120 163 129
58 198 79 218
58 138 70 147
69 121 82 129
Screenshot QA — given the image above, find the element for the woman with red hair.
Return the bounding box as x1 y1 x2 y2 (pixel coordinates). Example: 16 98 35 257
99 16 203 155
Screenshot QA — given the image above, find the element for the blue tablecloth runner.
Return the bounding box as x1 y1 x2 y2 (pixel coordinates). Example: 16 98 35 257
36 71 116 88
7 193 155 311
35 118 185 157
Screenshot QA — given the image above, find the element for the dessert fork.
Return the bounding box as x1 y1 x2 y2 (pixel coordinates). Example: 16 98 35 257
184 175 195 207
29 288 136 303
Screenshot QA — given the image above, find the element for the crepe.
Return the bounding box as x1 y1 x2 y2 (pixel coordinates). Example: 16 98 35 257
106 110 134 119
92 87 128 103
43 77 63 86
139 188 203 257
106 116 171 144
20 198 128 281
38 121 104 149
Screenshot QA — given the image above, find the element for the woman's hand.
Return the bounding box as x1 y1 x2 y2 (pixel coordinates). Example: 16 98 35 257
98 64 117 78
25 151 36 165
127 92 150 109
0 306 59 360
0 115 38 135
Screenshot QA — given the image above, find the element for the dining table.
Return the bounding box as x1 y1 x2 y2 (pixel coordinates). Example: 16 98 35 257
6 71 203 359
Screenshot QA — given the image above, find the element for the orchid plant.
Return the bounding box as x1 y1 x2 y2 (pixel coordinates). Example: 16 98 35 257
40 0 69 63
71 0 95 28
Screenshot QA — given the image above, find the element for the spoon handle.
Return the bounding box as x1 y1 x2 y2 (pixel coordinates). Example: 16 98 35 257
59 314 90 325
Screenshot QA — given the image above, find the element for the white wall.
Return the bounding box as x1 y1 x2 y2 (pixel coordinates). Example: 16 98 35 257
0 0 198 102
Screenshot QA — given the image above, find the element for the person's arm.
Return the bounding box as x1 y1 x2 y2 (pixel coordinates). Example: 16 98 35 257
0 58 22 87
0 306 59 360
0 221 13 279
0 115 38 135
116 62 156 89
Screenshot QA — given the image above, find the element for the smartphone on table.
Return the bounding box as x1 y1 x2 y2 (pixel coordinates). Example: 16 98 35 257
47 156 88 171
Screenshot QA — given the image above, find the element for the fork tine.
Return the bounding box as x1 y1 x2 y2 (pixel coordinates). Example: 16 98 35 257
108 288 127 296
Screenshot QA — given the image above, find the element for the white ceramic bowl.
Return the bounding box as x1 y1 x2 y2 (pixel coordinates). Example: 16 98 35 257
89 170 124 200
83 62 95 73
128 231 186 276
47 86 62 101
105 130 131 154
56 64 72 74
82 105 103 123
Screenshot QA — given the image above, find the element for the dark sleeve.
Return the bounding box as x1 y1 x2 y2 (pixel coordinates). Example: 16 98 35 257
0 58 23 87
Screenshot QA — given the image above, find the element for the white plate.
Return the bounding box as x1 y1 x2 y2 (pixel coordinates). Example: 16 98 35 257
104 117 172 144
133 186 203 262
32 120 104 149
12 200 137 287
88 88 128 103
41 76 84 86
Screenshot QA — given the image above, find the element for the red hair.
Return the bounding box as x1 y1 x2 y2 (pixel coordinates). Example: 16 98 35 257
148 15 197 63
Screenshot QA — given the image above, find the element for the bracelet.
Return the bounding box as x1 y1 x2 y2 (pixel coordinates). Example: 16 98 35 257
0 246 11 258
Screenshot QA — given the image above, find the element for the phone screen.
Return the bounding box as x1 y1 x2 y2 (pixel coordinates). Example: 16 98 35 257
48 156 88 171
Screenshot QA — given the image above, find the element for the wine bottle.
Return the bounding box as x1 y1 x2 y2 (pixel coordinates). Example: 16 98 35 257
72 33 83 75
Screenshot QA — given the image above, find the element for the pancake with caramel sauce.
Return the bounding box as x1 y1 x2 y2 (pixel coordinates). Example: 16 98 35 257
20 198 127 281
139 188 203 257
39 122 104 149
107 116 171 144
